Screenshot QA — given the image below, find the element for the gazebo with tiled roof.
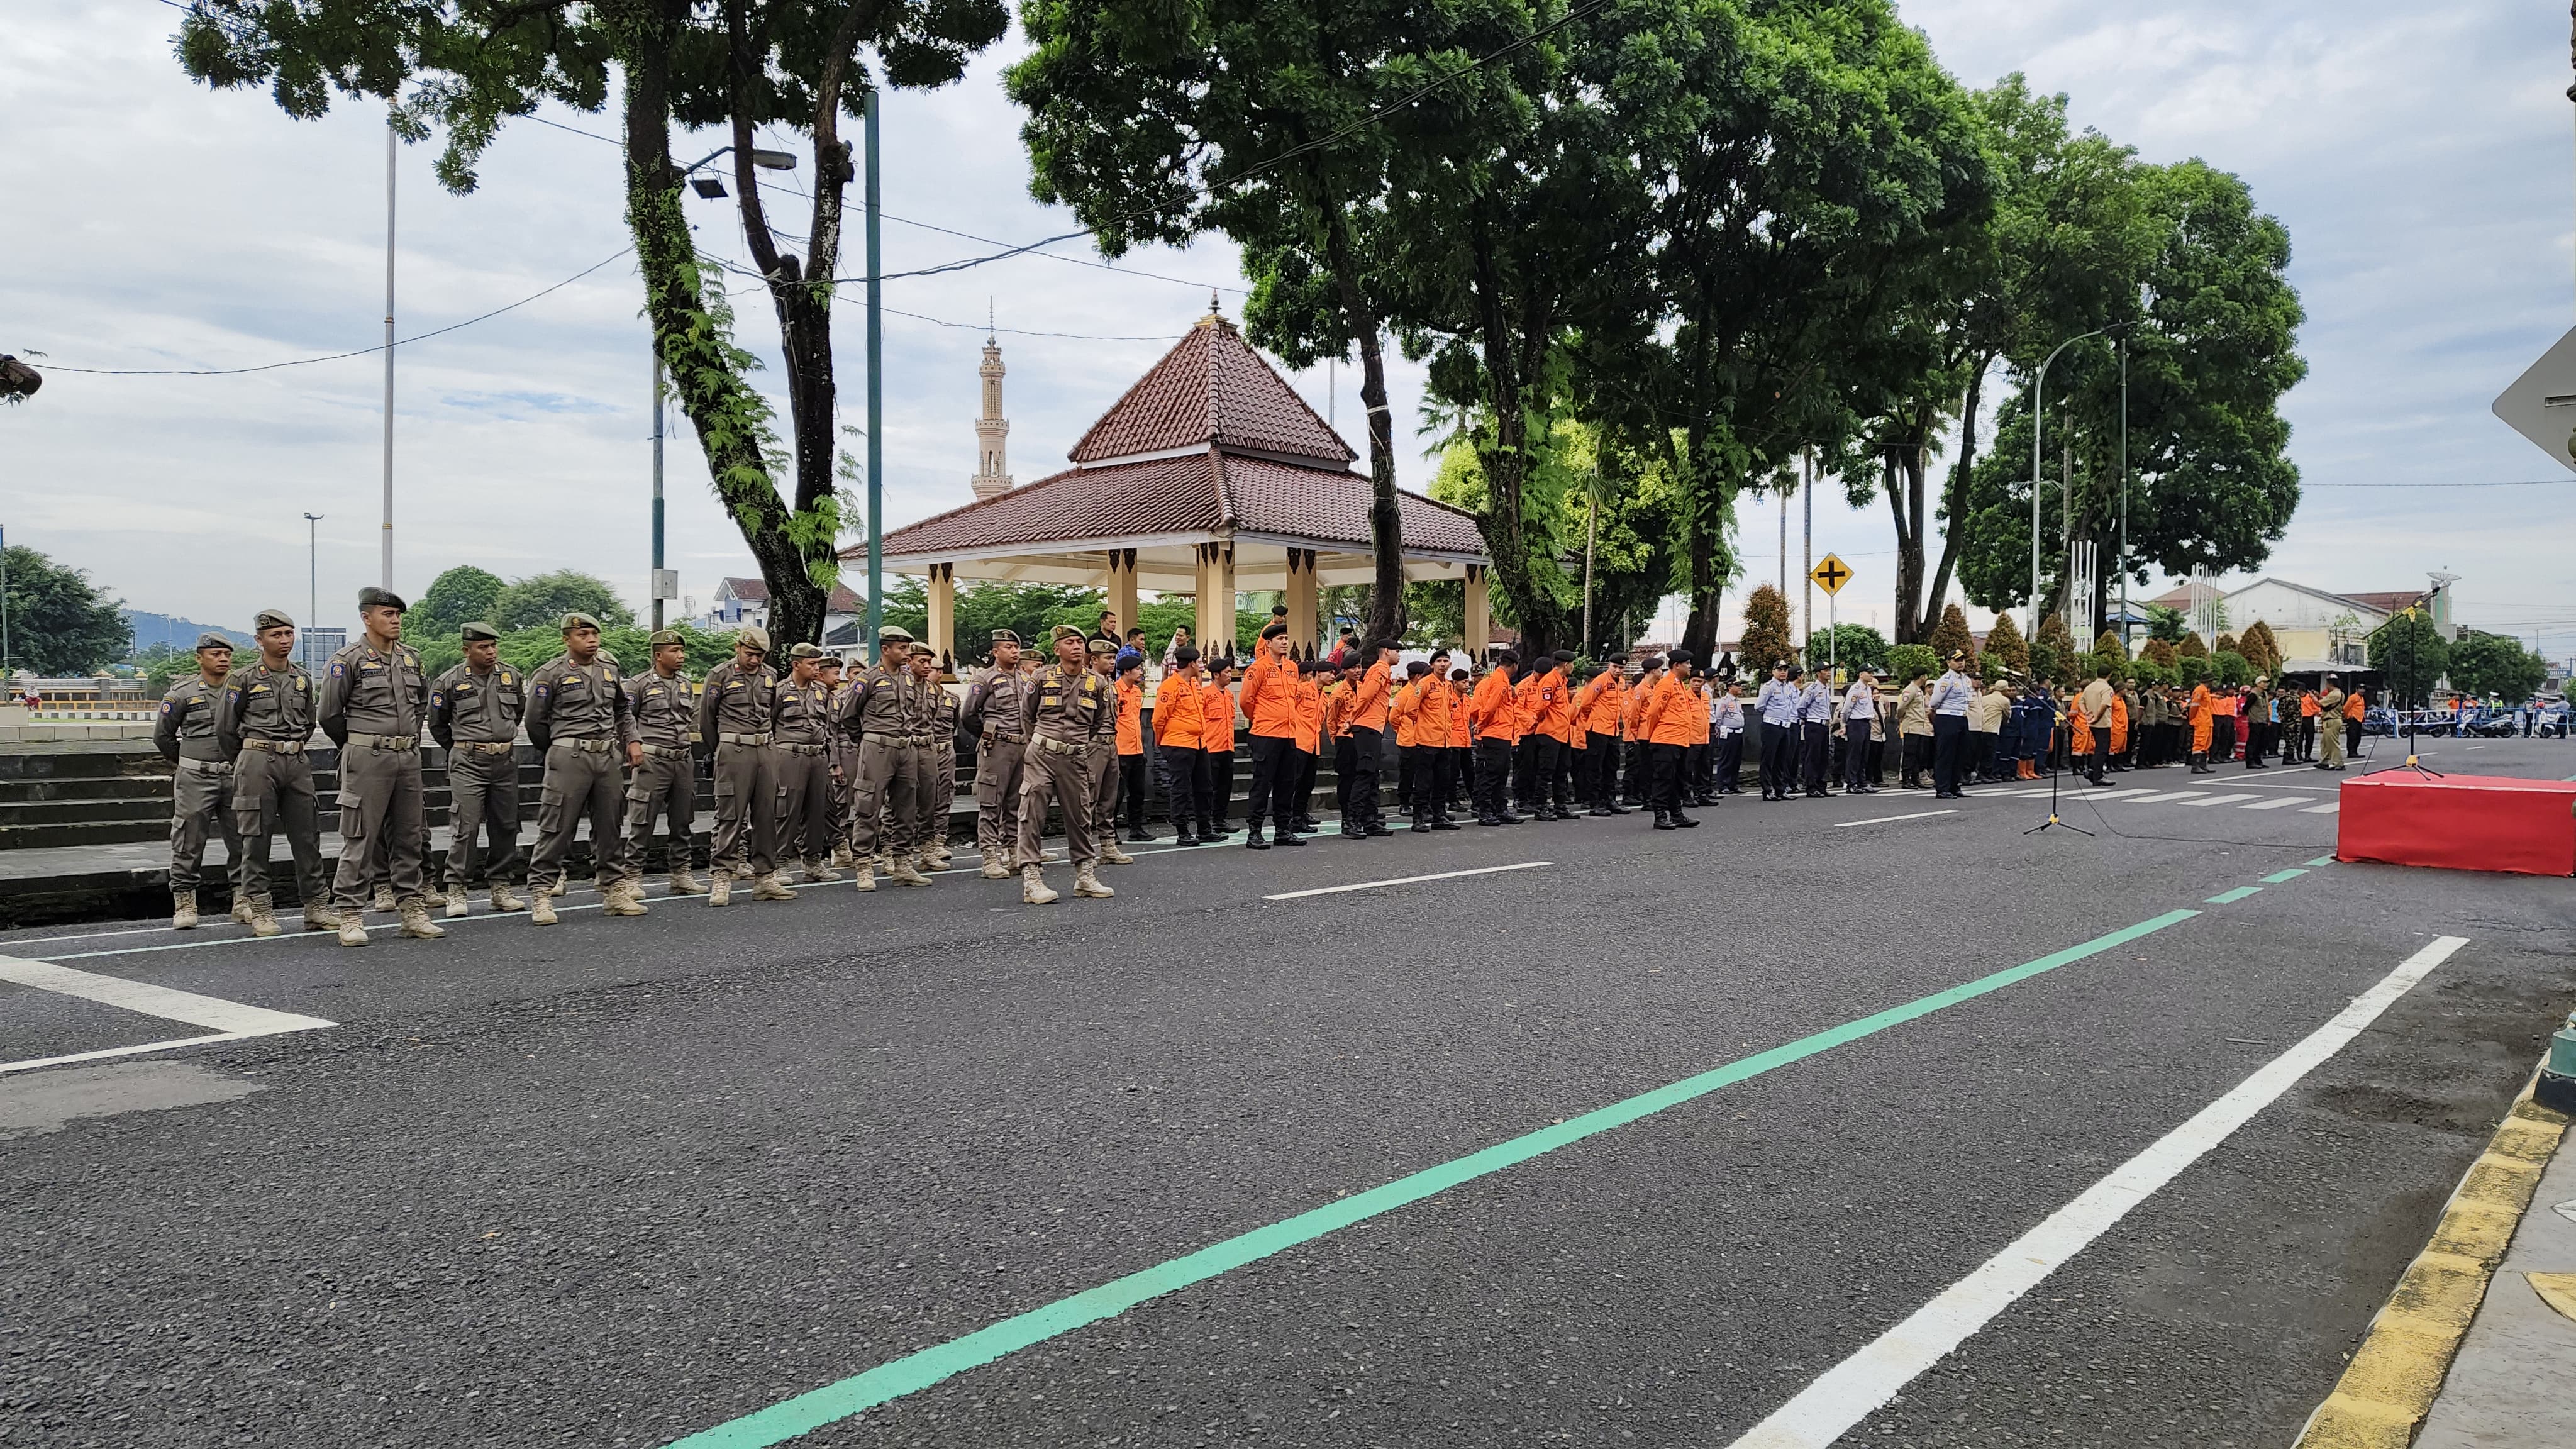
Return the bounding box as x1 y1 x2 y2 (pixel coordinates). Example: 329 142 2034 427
859 309 1492 663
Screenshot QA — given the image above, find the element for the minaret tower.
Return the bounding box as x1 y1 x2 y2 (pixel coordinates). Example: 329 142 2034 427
969 303 1013 500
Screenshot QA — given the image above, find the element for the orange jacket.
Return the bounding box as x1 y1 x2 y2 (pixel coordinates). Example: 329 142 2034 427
1575 672 1624 738
1511 671 1545 738
2345 692 2366 721
1238 650 1301 740
1321 681 1352 740
1468 668 1520 743
1624 673 1662 739
2109 693 2129 753
1446 680 1472 748
2189 684 2214 726
1415 675 1452 748
1348 660 1391 732
1389 680 1423 748
1115 676 1144 755
1200 679 1238 750
1639 673 1704 747
2211 686 2238 717
1533 667 1574 742
2299 691 2319 718
1152 674 1202 750
1293 674 1322 755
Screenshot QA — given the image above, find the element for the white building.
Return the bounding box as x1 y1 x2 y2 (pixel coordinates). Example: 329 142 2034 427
969 323 1013 501
2153 576 2449 667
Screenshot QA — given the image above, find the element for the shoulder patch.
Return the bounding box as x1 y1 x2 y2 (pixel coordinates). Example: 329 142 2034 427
330 662 345 678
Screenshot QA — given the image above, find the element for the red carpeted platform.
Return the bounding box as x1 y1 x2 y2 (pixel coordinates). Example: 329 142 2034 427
2336 771 2576 876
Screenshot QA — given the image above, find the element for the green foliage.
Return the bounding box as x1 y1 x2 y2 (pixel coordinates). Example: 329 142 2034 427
2212 631 2239 660
1 545 130 674
2092 630 2126 660
882 577 1104 665
2131 658 2172 687
1980 611 2029 674
491 570 634 633
2141 636 2178 670
136 643 194 697
1136 599 1197 653
2145 602 2189 642
2174 654 2211 688
2177 631 2209 660
2368 611 2448 707
1887 643 1940 684
1806 624 1890 675
1928 604 1977 665
2027 638 2065 688
2235 619 2282 677
411 566 504 643
2212 650 2252 688
2446 631 2546 702
1739 586 1797 677
2086 651 2125 682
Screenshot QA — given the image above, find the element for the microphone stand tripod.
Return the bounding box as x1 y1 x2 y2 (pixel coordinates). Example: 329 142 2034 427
2026 691 2094 837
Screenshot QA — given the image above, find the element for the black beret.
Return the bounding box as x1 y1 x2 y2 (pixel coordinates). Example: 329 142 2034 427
1667 648 1696 667
1550 649 1575 663
1172 644 1200 665
357 586 407 611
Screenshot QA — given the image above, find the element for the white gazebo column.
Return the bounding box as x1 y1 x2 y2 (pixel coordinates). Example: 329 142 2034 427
1463 563 1491 662
926 562 956 669
1284 548 1319 653
1105 548 1140 643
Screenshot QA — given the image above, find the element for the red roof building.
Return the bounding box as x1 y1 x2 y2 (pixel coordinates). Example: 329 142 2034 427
853 309 1491 663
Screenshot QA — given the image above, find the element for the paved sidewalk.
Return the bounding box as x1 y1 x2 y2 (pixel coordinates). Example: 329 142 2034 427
2418 1102 2576 1446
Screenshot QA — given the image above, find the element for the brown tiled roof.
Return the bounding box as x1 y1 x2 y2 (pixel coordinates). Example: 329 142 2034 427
1067 317 1355 466
1219 454 1484 555
720 576 863 612
877 453 1226 556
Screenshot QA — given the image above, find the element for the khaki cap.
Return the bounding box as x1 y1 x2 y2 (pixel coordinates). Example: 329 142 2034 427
195 633 235 652
735 626 770 651
460 621 501 642
253 609 295 631
787 641 824 660
560 611 602 633
648 628 684 647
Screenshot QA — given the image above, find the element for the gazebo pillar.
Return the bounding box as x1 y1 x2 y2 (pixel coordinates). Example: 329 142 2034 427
1284 548 1319 653
1463 563 1491 662
1195 542 1236 658
1104 548 1140 642
926 562 956 667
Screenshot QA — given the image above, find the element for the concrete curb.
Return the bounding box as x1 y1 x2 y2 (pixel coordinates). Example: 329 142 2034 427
2292 1067 2572 1448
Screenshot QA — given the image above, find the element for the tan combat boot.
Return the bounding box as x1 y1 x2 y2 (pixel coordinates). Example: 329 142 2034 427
752 873 797 902
530 892 560 926
398 900 447 940
491 884 526 913
446 889 470 919
830 845 857 869
708 869 733 907
247 902 282 938
852 863 876 892
979 853 1013 880
336 918 370 947
550 876 572 897
232 897 257 926
421 882 447 909
299 901 338 932
171 890 200 931
1074 863 1116 899
802 860 842 884
1101 841 1136 866
604 882 650 918
886 857 931 887
372 886 396 914
667 868 707 896
1021 864 1059 905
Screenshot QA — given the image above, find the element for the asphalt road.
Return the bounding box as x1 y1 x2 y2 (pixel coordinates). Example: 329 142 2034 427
2 736 2570 1448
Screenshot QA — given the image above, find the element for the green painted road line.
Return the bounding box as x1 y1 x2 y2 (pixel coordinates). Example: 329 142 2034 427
2262 868 2309 884
2307 855 2337 867
664 907 2206 1449
2207 886 2263 904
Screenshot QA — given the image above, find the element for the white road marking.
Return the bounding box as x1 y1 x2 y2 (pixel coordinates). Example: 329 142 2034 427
2123 792 2206 804
2302 802 2341 814
2178 793 2265 808
2239 797 2306 811
1722 935 2469 1449
2087 787 2158 801
0 953 336 1076
1833 810 1957 828
1262 862 1550 900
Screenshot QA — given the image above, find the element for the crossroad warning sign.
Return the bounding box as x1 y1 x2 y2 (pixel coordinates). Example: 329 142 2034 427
1809 554 1854 596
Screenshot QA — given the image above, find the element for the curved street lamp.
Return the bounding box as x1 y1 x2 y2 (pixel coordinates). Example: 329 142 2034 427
2028 325 2122 641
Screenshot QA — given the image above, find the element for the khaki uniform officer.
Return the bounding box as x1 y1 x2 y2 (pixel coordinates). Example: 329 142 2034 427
838 626 931 891
427 621 528 918
962 630 1031 877
695 627 779 907
910 649 959 869
772 642 841 887
1082 639 1135 868
216 610 336 936
319 586 442 945
156 632 242 930
622 629 705 903
819 657 857 867
524 611 640 924
1016 625 1116 905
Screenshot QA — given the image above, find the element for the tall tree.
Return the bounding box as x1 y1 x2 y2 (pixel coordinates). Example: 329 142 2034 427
2368 612 2447 707
175 0 1005 646
1009 0 1471 646
0 546 130 674
409 566 506 643
493 570 638 631
2446 632 2545 702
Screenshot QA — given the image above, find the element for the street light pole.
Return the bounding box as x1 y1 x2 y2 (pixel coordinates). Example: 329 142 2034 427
2118 337 2129 650
381 115 396 592
652 355 666 631
303 513 323 668
2029 325 2114 640
863 87 884 658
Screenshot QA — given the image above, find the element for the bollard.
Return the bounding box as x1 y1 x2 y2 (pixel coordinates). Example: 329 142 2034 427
2541 1007 2576 1115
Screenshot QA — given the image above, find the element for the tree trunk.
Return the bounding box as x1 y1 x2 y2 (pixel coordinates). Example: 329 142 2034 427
1462 207 1565 662
1884 443 1921 645
1677 433 1726 665
1318 199 1407 648
1923 360 1983 628
618 3 813 640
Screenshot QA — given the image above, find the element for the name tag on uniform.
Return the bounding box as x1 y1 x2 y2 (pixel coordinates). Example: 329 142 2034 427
726 680 744 690
645 687 663 698
454 682 475 694
360 662 383 672
250 684 271 694
562 677 586 688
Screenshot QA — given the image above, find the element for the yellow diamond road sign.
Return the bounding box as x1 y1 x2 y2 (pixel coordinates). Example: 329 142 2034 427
1809 553 1854 596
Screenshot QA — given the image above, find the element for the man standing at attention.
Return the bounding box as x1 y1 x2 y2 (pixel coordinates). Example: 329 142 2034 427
2315 675 2348 771
1926 649 1977 800
157 631 242 930
427 621 528 918
839 628 930 892
1841 667 1880 796
2077 663 2116 787
523 611 639 924
1017 625 1116 904
1238 621 1304 849
1468 650 1522 826
1755 660 1799 802
216 611 336 938
619 628 704 908
319 587 443 946
696 627 778 906
962 630 1031 877
1152 645 1206 846
1638 649 1703 829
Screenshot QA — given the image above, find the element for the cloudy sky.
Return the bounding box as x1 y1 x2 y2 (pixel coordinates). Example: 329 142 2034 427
6 2 2573 660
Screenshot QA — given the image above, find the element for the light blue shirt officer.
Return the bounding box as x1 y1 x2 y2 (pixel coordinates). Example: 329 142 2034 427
1756 676 1802 727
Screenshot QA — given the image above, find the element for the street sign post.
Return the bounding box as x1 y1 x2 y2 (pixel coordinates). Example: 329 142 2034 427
1809 555 1853 679
2492 323 2576 473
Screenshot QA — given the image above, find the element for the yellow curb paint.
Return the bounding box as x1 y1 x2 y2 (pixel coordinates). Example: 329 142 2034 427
2529 1273 2576 1323
2294 1083 2573 1448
